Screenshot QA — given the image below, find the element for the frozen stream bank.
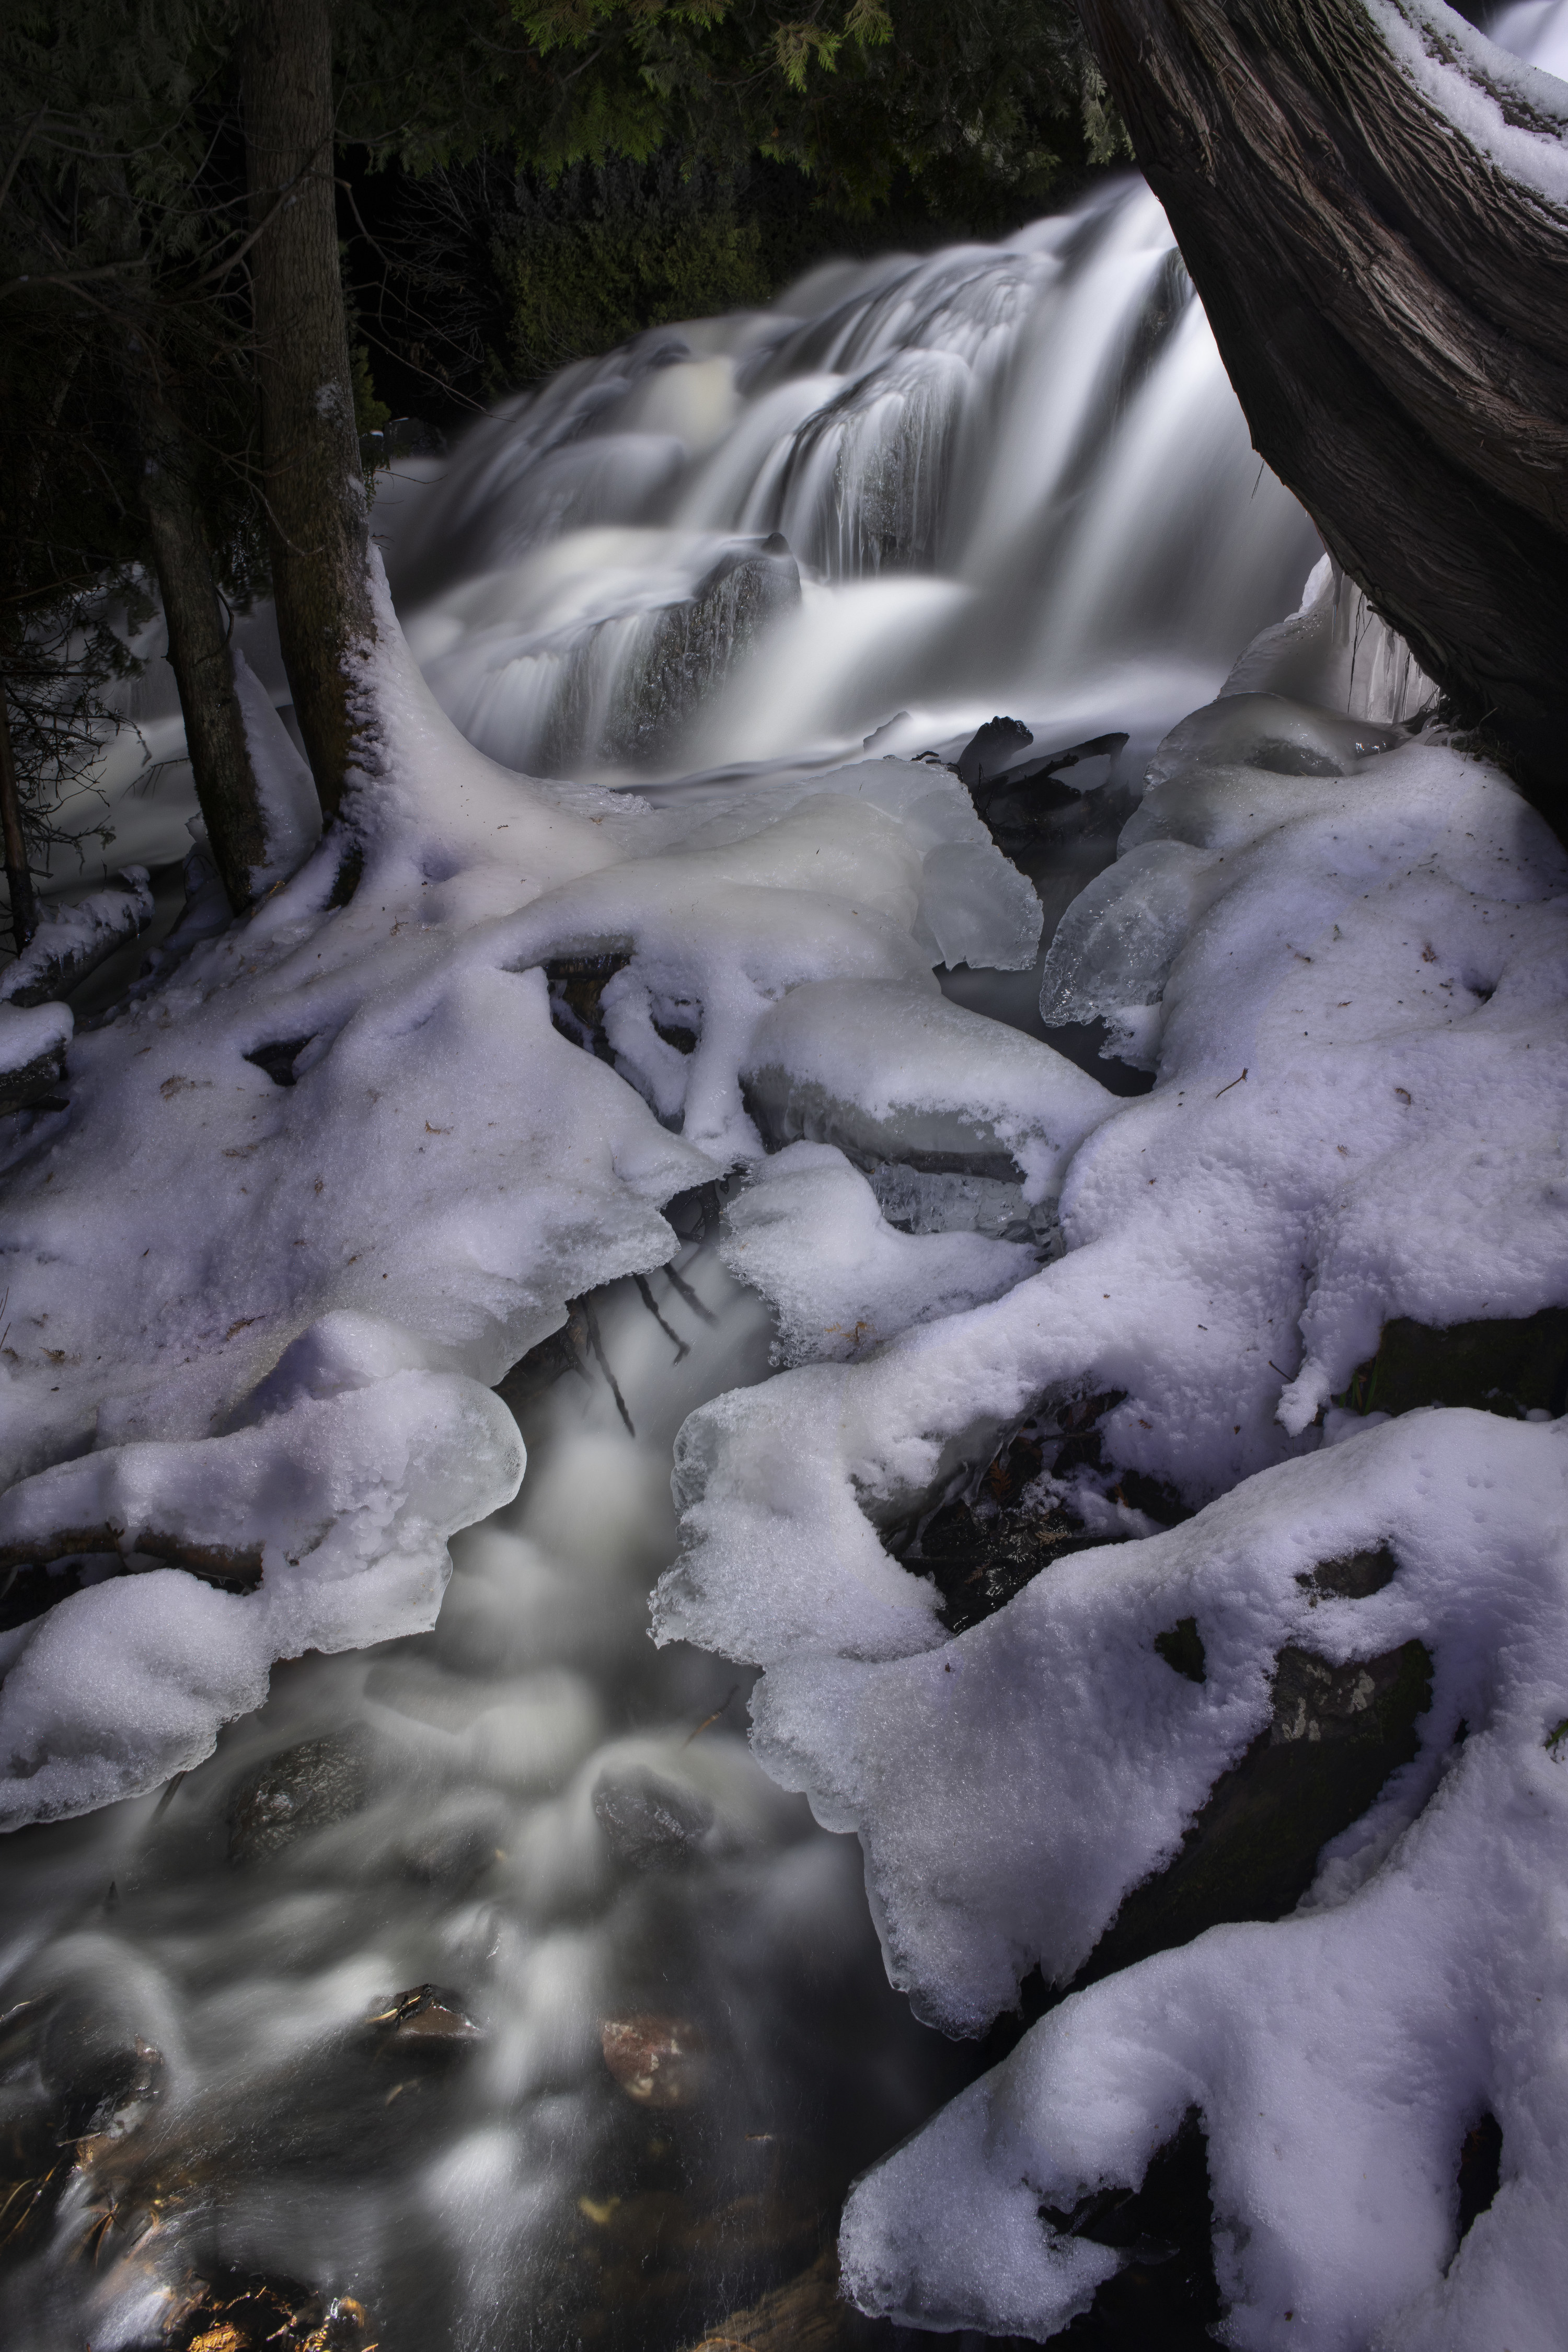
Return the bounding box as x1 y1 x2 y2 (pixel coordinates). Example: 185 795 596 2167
0 174 1566 2352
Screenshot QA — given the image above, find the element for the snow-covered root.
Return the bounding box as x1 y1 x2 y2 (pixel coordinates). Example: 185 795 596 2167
838 1416 1568 2349
0 871 153 1009
0 569 1050 1823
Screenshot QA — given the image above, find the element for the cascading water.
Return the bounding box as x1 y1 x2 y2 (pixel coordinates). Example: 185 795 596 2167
0 178 1344 2352
389 179 1319 782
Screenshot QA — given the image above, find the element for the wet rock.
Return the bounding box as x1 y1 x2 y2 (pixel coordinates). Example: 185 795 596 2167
898 1410 1177 1634
605 535 801 766
0 1996 164 2275
1079 1635 1433 1987
914 1488 1113 1635
681 2246 879 2351
226 1728 372 1865
1153 1617 1206 1684
600 2013 707 2107
495 1301 592 1416
953 716 1033 790
38 1998 163 2140
963 730 1131 857
0 1552 119 1634
1297 1543 1397 1602
166 2273 376 2352
1340 1307 1568 1420
365 1985 481 2052
593 1765 714 1871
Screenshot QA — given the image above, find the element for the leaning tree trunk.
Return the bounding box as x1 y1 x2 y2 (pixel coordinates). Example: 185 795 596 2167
1079 0 1568 809
244 0 377 822
126 343 270 912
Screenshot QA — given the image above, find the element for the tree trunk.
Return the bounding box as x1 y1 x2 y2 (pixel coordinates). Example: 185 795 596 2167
0 689 38 954
1079 0 1568 808
126 346 270 913
244 0 377 822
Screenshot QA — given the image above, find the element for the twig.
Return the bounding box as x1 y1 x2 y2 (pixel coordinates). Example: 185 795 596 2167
1215 1067 1248 1096
683 1685 740 1747
581 1297 635 1438
633 1273 689 1363
664 1261 718 1325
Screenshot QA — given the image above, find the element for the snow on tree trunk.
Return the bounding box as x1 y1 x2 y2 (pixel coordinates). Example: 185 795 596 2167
1079 0 1568 812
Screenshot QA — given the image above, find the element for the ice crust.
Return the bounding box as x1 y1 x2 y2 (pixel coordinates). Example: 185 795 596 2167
0 561 1042 1820
647 643 1568 2342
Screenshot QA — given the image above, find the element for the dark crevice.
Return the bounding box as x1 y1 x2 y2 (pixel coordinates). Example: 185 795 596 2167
243 1036 314 1088
1040 2109 1222 2349
327 840 364 908
546 951 631 1061
1337 1307 1568 1420
1454 2111 1503 2251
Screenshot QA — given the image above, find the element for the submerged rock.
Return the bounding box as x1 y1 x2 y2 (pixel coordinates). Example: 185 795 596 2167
226 1729 372 1865
593 1764 714 1870
365 1984 482 2052
599 2013 707 2107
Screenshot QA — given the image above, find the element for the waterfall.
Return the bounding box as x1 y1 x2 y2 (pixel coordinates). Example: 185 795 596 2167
390 179 1320 782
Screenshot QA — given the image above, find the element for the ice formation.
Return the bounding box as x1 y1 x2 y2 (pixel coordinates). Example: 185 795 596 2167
0 559 1045 1821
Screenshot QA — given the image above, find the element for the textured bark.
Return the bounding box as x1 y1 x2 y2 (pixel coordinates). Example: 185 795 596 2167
0 690 38 953
244 0 376 820
1079 0 1568 802
127 350 269 913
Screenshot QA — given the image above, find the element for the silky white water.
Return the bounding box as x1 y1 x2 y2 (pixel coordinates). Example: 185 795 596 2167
389 179 1317 783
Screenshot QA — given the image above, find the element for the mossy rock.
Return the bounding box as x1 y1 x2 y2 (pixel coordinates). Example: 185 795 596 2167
1340 1307 1568 1420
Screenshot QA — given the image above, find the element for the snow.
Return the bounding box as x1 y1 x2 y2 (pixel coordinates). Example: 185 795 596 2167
1368 0 1568 205
718 1141 1038 1366
837 1420 1568 2352
640 580 1568 2348
0 558 1042 1821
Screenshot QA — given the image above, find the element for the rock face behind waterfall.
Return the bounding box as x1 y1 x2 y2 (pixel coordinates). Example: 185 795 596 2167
601 534 801 766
